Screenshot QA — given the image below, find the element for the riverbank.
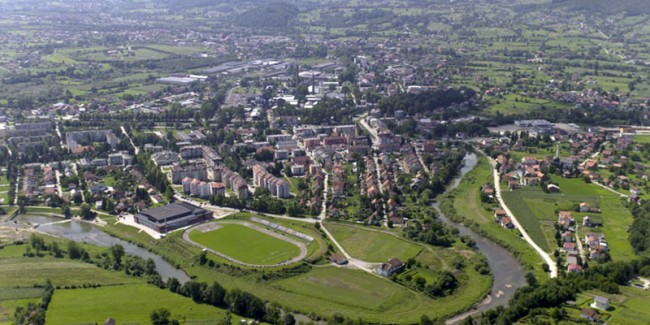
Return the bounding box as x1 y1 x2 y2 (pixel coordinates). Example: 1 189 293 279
6 214 190 283
433 153 527 324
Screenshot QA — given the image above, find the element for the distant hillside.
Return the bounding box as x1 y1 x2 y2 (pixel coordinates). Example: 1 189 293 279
234 2 299 29
552 0 650 15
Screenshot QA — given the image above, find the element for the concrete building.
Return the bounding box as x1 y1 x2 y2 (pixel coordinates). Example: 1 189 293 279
134 202 213 233
66 130 118 150
172 164 207 184
252 165 290 198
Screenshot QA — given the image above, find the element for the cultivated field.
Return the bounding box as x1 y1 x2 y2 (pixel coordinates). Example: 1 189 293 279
501 174 636 260
324 222 422 262
46 284 227 325
0 240 229 325
188 223 302 265
0 246 142 289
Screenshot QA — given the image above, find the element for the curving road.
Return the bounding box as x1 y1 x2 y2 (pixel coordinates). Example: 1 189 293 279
488 157 558 278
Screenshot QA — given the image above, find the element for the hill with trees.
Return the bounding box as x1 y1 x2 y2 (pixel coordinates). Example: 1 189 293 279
234 2 299 29
552 0 650 15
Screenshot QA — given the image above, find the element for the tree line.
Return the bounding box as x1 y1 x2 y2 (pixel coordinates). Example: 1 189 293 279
473 257 650 324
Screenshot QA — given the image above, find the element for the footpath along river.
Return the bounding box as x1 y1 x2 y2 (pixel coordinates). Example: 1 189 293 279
433 153 526 324
15 214 190 283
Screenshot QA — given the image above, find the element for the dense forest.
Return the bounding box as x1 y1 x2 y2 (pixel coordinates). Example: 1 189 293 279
552 0 650 15
630 200 650 254
476 258 650 325
376 88 477 118
234 2 300 29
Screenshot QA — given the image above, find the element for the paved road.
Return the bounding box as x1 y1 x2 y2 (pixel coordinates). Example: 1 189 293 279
591 181 629 197
54 170 64 197
318 172 329 219
14 177 19 205
174 194 318 224
121 126 139 155
488 157 558 278
318 221 377 274
357 116 379 145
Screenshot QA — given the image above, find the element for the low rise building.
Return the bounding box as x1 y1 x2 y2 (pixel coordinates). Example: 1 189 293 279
134 202 213 233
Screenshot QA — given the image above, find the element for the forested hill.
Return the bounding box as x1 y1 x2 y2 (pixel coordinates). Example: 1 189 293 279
234 2 299 29
552 0 650 15
376 88 477 117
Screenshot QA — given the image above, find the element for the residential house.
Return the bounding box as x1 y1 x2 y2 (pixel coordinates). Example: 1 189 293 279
580 308 601 322
376 258 405 277
558 211 574 229
591 296 609 311
500 216 514 229
494 209 507 221
568 264 583 273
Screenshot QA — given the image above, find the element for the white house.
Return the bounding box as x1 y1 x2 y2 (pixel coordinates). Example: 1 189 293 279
591 296 609 311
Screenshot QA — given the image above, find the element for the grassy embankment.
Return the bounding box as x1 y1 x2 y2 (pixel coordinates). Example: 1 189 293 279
440 155 549 281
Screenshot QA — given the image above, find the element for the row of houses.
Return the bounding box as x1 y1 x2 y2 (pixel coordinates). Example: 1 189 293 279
172 164 207 184
493 208 515 229
252 165 290 198
181 177 225 198
215 166 248 200
66 130 118 151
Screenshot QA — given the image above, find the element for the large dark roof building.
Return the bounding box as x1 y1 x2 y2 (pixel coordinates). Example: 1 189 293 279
135 202 212 233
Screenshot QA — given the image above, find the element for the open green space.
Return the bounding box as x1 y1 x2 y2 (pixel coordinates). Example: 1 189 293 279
274 267 413 312
188 223 301 265
485 94 571 116
440 155 548 280
502 174 636 260
573 287 650 325
0 245 143 289
46 284 227 325
0 239 236 325
0 298 40 325
272 264 490 323
101 210 489 323
500 190 553 252
634 135 650 144
231 213 328 263
324 222 423 262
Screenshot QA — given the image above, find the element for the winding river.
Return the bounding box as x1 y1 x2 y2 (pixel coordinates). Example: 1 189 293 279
16 215 190 283
434 153 525 324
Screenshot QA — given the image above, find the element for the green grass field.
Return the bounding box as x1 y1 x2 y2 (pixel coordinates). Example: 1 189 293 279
0 240 233 325
323 222 423 262
0 298 40 325
100 211 489 323
234 213 328 263
275 267 414 311
46 284 227 325
634 135 650 144
574 287 650 325
273 264 490 323
501 190 553 252
502 174 636 260
188 223 301 265
0 245 143 289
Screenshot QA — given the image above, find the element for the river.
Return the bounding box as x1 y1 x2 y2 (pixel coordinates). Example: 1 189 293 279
16 215 190 283
434 153 525 324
